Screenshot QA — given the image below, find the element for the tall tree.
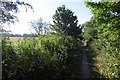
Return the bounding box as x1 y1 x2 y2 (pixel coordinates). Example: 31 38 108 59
51 5 83 39
30 18 50 35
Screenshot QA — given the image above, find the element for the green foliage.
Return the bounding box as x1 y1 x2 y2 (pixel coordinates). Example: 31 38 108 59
0 1 33 25
51 5 83 39
2 40 19 79
83 1 120 78
2 35 82 79
82 21 98 44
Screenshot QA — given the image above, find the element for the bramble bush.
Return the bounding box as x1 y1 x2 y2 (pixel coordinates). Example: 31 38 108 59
2 34 82 79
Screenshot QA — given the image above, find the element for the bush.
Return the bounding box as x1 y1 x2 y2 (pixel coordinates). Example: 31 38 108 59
2 35 82 79
86 38 120 78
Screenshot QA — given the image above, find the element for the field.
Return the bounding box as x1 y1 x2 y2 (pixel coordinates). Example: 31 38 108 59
9 37 24 41
8 37 36 42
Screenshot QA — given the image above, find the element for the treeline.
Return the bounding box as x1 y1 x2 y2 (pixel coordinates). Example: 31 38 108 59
2 33 38 37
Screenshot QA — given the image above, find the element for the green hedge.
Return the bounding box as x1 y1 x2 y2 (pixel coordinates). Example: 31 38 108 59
2 35 82 79
90 39 120 78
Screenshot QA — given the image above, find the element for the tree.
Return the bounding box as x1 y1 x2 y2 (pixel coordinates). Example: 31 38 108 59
30 18 50 36
84 1 120 78
0 0 33 25
51 5 83 39
0 0 33 38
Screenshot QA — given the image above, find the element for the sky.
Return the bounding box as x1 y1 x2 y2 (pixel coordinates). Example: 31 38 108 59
10 0 92 34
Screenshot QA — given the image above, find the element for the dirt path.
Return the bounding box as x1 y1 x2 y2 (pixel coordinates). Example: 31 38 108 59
79 47 91 78
74 45 92 78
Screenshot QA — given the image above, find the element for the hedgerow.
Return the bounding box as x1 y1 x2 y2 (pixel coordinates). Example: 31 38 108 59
2 35 82 79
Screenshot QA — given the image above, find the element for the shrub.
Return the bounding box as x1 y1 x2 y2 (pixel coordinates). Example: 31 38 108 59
2 35 82 79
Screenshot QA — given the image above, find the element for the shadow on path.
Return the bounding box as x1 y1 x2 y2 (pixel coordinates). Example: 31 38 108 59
73 44 92 79
79 52 91 78
79 46 92 78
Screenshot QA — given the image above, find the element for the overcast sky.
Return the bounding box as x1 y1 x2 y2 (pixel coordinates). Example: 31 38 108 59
10 0 92 34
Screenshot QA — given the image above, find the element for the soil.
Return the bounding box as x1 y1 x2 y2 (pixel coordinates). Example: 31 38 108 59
79 46 92 78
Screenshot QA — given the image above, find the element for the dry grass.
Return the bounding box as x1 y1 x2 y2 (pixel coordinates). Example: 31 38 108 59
9 37 37 42
9 37 24 41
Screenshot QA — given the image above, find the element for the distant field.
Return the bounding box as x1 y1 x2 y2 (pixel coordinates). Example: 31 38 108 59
9 37 37 42
9 37 24 41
